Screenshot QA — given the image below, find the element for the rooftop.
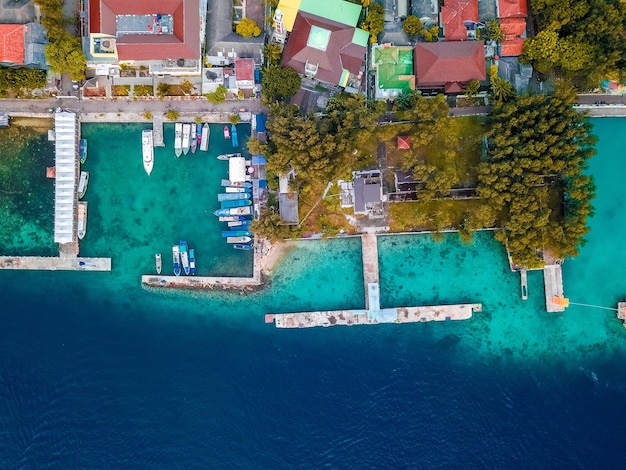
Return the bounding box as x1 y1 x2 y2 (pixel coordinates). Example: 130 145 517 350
414 41 486 89
276 0 362 32
497 0 528 18
0 24 24 64
441 0 478 41
372 45 415 99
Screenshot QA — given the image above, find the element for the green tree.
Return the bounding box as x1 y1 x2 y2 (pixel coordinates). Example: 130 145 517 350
144 111 153 120
262 66 301 103
361 4 384 44
156 82 170 98
421 25 439 42
236 18 262 38
403 15 423 37
520 30 559 73
45 33 86 80
464 79 480 98
180 79 194 95
205 84 227 103
165 109 179 121
486 19 504 43
264 43 282 66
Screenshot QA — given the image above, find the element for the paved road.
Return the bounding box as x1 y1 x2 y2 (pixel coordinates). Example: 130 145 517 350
0 97 266 116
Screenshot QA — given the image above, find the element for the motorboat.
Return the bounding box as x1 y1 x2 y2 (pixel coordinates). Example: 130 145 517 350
182 123 191 155
218 215 245 222
155 253 162 274
189 248 196 275
213 206 252 216
190 126 197 154
142 129 154 175
217 192 250 202
217 153 242 160
223 125 230 139
78 171 89 199
200 123 209 151
231 124 238 148
174 122 182 157
79 139 87 164
179 240 190 275
225 186 248 193
226 236 252 244
77 201 88 239
233 244 253 251
221 230 252 238
221 199 252 209
172 245 181 276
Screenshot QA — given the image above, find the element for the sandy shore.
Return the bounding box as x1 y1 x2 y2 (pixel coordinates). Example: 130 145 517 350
256 239 295 276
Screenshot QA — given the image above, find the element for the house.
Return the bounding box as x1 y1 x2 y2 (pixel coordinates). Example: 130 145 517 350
352 170 383 218
413 41 486 93
0 23 47 69
85 0 202 76
235 58 255 90
278 0 368 91
497 0 528 57
440 0 479 41
371 44 415 100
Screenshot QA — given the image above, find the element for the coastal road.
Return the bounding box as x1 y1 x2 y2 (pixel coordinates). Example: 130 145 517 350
0 97 266 116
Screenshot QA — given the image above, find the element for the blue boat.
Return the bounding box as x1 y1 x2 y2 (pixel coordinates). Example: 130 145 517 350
221 230 252 238
189 248 196 276
220 199 252 209
233 244 253 251
179 240 190 275
172 245 181 276
231 124 238 148
79 139 88 164
217 192 250 202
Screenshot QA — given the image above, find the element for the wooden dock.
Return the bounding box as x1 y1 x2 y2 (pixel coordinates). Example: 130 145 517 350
544 264 565 312
142 273 261 290
361 232 380 310
266 304 481 329
152 114 164 147
0 256 111 271
520 268 528 300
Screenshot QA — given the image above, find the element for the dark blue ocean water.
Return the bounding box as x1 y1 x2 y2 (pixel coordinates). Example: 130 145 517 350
2 119 626 468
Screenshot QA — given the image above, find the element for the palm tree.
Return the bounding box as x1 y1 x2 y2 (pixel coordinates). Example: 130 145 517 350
263 43 282 67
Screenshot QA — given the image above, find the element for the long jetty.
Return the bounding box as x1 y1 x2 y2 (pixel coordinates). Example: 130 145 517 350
266 304 481 328
142 272 261 290
0 256 111 271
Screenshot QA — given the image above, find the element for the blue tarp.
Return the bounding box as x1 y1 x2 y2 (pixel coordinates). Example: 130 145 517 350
254 69 261 84
255 113 266 133
252 155 267 165
258 180 267 189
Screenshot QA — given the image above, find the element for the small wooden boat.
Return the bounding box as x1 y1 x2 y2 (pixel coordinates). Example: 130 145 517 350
182 123 191 155
218 215 245 222
174 122 182 157
200 123 209 151
172 245 181 276
221 230 252 238
226 236 252 244
217 153 242 160
77 201 88 239
155 253 162 274
78 171 89 199
189 248 196 275
233 244 253 251
225 186 248 193
217 192 250 202
214 206 252 216
79 139 87 164
231 124 239 148
220 199 252 209
224 125 230 139
190 127 197 154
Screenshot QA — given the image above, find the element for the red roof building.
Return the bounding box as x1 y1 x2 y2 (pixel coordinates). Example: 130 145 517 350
397 135 411 149
88 0 200 61
499 17 526 56
281 11 367 87
0 25 25 65
414 41 486 92
497 0 528 18
441 0 479 41
235 58 255 89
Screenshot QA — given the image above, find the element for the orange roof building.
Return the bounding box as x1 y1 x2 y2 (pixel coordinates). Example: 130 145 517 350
414 41 486 92
441 0 479 41
499 13 527 56
497 0 528 19
0 25 25 65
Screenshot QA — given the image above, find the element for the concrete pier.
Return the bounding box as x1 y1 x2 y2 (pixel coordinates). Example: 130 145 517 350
544 264 565 312
520 268 528 300
361 232 380 310
142 273 261 290
152 114 164 147
0 256 111 271
266 304 482 329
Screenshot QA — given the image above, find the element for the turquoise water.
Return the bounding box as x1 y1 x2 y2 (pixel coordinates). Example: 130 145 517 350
2 118 626 467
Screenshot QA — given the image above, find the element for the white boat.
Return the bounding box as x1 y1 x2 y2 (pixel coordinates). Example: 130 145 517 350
226 236 252 244
225 186 248 193
78 171 89 199
77 201 88 240
217 153 241 160
142 129 154 175
200 123 209 151
182 123 191 155
155 253 162 274
174 123 182 157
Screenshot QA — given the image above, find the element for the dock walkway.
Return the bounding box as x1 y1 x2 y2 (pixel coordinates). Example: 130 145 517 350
267 304 481 329
152 114 164 147
142 273 261 289
361 232 380 310
0 256 111 271
544 264 565 312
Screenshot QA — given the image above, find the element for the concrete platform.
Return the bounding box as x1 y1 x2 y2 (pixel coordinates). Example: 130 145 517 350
544 264 565 312
142 274 261 289
0 256 111 271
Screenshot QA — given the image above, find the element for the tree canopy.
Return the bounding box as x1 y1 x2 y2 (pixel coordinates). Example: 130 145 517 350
0 67 46 94
236 18 262 38
403 16 423 37
477 85 596 267
361 4 384 44
261 66 301 103
45 33 86 80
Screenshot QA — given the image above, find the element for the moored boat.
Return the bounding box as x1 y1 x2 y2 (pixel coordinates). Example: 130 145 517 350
190 127 197 154
220 199 252 209
214 206 252 216
179 240 190 275
196 124 202 149
142 129 154 175
172 245 181 276
217 153 242 160
231 124 238 148
79 139 88 164
226 236 252 244
219 215 245 222
189 248 196 275
77 201 88 239
182 123 191 155
227 220 251 227
225 186 248 193
233 243 253 251
200 123 209 151
217 192 250 202
221 230 252 238
224 125 230 139
174 123 183 157
155 253 162 274
78 171 89 199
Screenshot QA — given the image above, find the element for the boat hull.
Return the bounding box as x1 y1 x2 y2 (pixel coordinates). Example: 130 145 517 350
179 240 190 275
142 129 154 175
200 123 209 151
221 230 252 238
77 201 88 239
174 123 183 157
231 124 238 148
79 139 88 164
172 245 181 276
217 192 250 202
155 253 162 274
226 236 252 244
220 199 252 209
233 244 253 250
189 248 196 275
78 171 89 199
214 206 252 216
182 124 191 155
